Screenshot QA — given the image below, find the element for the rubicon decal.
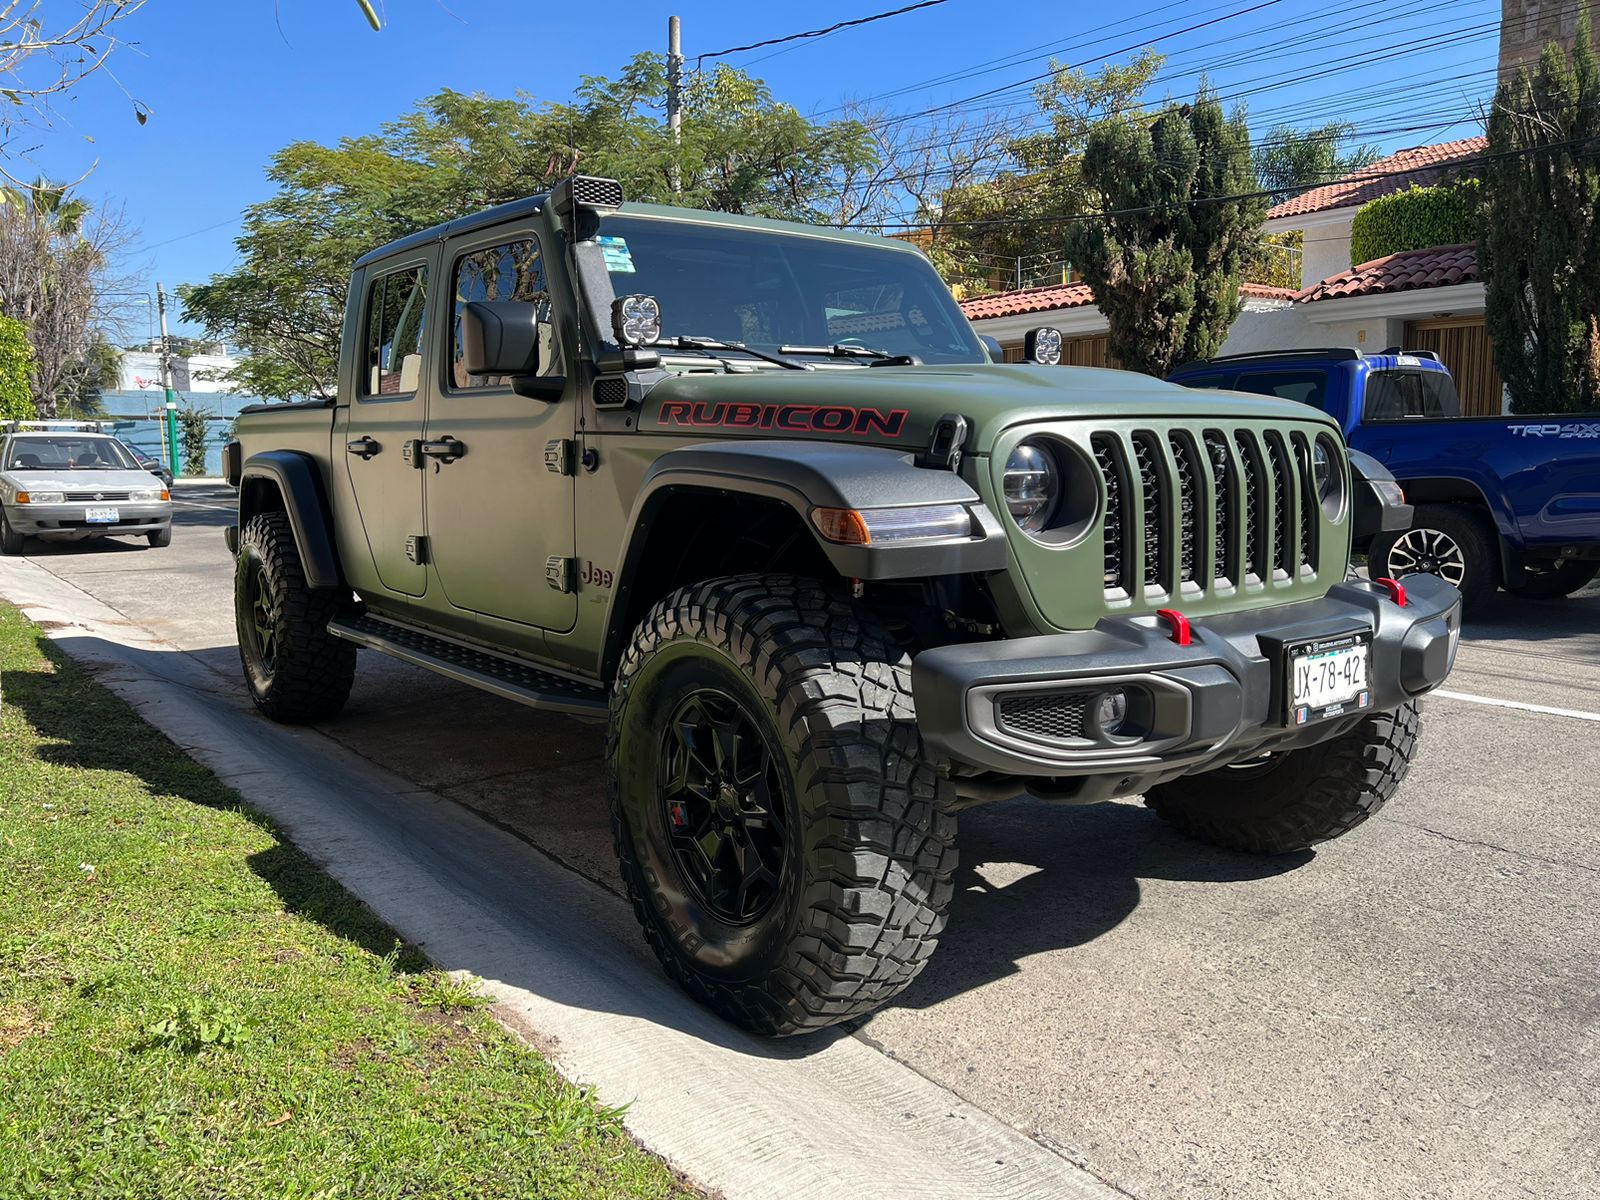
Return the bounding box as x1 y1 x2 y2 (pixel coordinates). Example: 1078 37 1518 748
657 400 909 437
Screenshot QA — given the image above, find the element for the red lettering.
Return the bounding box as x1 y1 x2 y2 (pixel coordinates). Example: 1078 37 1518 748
658 400 692 425
813 407 852 433
776 405 814 431
854 407 908 437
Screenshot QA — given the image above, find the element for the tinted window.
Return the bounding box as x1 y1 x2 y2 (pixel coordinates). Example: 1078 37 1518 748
594 216 986 365
1172 372 1236 390
1363 369 1461 421
450 238 561 389
363 265 428 396
1233 369 1330 411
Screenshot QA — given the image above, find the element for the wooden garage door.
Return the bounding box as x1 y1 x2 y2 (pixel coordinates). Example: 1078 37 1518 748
1404 318 1505 417
999 334 1115 367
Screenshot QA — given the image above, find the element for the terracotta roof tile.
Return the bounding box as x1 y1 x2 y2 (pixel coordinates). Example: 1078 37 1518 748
958 280 1296 321
1296 243 1479 303
1265 137 1487 221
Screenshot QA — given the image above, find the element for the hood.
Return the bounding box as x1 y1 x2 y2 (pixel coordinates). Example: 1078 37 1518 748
4 468 165 493
639 363 1339 454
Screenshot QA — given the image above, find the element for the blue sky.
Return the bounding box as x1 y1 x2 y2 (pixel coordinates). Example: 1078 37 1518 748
26 0 1504 338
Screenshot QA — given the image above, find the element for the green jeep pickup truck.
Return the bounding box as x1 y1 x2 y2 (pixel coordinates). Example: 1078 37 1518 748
225 177 1461 1035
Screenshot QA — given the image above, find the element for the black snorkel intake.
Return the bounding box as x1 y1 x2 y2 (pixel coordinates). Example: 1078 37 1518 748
550 175 661 376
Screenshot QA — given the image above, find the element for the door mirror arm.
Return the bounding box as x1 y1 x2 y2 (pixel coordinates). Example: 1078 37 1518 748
512 375 565 402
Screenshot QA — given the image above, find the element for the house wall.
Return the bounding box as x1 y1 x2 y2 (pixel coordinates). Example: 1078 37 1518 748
1218 302 1404 358
1301 213 1356 281
1500 0 1598 81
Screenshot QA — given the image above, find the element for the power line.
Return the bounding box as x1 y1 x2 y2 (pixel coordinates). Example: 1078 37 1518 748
695 0 950 68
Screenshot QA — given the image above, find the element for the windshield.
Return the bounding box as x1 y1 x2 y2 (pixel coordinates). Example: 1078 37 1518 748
596 215 986 365
7 435 141 471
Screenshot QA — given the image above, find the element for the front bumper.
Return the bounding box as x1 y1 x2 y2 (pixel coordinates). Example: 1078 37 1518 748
7 501 172 539
912 573 1461 785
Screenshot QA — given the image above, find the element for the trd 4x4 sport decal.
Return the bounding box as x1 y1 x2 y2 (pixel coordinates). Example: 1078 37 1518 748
656 400 909 438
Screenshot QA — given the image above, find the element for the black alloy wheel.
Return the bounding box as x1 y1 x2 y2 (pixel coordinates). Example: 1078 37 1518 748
659 689 788 925
244 563 281 678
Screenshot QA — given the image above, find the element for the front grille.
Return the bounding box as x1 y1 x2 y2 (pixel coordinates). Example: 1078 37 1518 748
65 491 131 501
1096 423 1325 602
997 692 1088 741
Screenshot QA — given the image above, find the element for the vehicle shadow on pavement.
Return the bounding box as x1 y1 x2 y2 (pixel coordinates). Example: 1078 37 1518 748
1457 587 1600 647
890 797 1311 1012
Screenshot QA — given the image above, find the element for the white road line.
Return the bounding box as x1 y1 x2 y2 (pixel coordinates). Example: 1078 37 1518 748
1433 689 1600 723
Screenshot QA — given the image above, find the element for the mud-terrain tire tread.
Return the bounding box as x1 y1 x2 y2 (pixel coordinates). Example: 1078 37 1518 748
1370 503 1497 613
0 510 23 555
608 575 957 1036
1145 700 1422 854
236 511 355 723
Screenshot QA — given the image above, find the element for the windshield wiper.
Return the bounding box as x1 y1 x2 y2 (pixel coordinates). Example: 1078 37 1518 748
665 336 812 371
779 343 921 366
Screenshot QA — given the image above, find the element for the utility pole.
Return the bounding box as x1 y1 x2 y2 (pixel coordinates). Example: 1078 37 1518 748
155 282 180 474
667 15 683 194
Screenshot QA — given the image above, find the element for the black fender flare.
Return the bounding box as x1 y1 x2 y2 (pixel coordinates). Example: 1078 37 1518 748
236 450 344 589
1348 449 1414 543
617 439 1007 586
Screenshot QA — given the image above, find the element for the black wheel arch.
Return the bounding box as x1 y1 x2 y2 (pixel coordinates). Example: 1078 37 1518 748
237 450 344 590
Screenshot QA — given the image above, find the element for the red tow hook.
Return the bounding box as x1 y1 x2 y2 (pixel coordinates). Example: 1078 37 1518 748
1156 608 1192 646
1373 577 1409 607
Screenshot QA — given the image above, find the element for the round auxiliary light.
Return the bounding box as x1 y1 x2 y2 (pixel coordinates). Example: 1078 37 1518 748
1096 690 1129 736
1003 441 1060 534
611 293 662 347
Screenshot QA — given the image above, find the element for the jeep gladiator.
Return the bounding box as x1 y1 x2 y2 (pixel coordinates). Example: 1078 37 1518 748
1170 348 1600 610
225 178 1461 1035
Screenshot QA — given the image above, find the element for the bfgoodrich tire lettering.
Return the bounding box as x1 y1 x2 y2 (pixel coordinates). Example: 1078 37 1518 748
608 575 957 1036
235 511 356 723
1144 700 1422 854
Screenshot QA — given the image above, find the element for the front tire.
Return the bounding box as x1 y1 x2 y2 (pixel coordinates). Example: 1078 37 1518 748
608 576 956 1036
234 511 356 723
146 526 172 548
0 510 23 555
1370 503 1497 613
1145 701 1422 854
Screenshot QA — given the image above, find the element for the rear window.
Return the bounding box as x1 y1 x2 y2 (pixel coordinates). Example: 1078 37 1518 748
1363 370 1460 421
1232 369 1330 411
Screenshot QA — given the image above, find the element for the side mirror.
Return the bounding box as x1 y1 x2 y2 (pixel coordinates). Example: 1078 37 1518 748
460 301 563 401
978 334 1004 361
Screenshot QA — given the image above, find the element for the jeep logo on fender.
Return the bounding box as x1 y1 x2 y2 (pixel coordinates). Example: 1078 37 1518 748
656 400 908 438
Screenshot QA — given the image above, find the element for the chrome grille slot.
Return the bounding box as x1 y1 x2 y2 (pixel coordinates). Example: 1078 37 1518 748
1169 434 1200 586
997 692 1089 741
1264 432 1294 578
1093 435 1127 593
1131 432 1167 593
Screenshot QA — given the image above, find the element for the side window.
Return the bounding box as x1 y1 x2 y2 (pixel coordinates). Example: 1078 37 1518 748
362 264 429 397
1363 371 1436 422
450 238 561 389
1232 370 1329 410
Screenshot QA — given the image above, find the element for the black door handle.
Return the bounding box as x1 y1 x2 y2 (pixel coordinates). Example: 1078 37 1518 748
346 436 380 460
419 437 466 464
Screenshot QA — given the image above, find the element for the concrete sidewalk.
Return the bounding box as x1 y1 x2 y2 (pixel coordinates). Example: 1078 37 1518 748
0 555 1122 1200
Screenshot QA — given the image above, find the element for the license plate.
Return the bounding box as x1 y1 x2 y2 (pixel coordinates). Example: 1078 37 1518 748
1287 633 1372 725
85 506 120 524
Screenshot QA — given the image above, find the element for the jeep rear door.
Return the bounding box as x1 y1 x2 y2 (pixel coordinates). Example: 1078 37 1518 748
422 227 577 633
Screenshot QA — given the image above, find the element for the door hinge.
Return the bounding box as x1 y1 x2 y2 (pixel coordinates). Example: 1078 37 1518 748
544 438 573 475
545 555 573 593
405 534 429 565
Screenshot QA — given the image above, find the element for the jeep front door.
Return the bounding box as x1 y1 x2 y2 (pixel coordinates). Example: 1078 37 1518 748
342 258 432 597
423 231 577 631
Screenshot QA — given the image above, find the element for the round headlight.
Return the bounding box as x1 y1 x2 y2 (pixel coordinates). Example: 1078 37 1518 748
1312 439 1333 499
1003 441 1060 533
1313 435 1345 518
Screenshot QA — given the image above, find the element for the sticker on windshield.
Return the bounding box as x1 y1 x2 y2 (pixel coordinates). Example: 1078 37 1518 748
597 235 636 274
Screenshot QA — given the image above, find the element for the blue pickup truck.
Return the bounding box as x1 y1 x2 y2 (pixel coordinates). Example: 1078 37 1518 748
1170 348 1600 611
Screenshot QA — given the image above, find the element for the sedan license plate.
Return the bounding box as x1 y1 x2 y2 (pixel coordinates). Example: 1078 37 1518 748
1287 633 1372 726
85 506 120 524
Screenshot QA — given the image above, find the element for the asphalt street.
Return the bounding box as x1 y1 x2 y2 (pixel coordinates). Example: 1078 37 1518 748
12 482 1598 1200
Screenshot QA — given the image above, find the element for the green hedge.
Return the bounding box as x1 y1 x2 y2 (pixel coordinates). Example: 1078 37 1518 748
0 315 37 422
1349 180 1480 266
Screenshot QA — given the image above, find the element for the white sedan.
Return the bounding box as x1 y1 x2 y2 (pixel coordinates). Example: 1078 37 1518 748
0 423 173 553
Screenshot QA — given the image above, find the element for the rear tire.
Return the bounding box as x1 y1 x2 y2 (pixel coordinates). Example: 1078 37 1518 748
608 575 956 1036
0 510 23 555
1506 558 1598 599
1370 503 1497 613
1145 700 1422 854
146 526 172 548
234 511 356 723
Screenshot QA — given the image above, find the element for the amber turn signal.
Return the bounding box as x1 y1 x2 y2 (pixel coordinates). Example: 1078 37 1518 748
811 507 873 545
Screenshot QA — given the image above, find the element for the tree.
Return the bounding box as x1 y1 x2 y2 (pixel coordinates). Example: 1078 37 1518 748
184 60 880 401
177 401 213 476
0 315 37 421
1255 121 1381 197
1065 89 1267 376
0 181 134 416
1481 16 1600 414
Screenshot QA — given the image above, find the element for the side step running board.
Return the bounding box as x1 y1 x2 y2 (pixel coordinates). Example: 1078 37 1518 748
326 612 608 718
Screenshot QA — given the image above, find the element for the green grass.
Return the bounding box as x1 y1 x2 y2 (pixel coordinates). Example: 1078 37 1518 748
0 603 695 1200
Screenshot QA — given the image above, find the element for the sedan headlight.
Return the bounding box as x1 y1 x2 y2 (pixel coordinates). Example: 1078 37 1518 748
1003 441 1060 533
130 487 168 501
16 491 64 504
